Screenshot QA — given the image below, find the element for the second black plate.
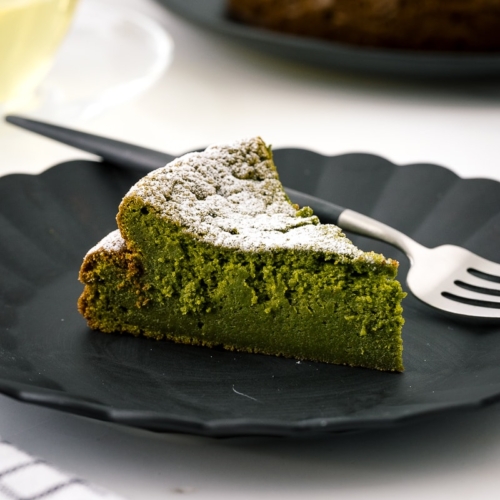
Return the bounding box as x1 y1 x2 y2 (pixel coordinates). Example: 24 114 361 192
0 149 500 437
157 0 500 79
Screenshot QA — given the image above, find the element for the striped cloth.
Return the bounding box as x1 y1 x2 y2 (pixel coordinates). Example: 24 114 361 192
0 439 125 500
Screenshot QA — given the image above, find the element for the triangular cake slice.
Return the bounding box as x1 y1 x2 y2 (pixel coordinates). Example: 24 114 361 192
78 138 405 371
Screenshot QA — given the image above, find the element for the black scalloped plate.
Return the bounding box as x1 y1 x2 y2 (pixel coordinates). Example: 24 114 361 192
156 0 500 79
1 150 500 437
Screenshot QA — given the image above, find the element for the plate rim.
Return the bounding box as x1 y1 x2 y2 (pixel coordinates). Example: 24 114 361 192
2 377 500 436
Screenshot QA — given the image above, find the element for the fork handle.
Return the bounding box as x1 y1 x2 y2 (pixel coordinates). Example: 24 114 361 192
5 115 173 172
285 187 424 260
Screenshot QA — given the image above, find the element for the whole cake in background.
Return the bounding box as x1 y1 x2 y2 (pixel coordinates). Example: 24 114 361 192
78 137 405 372
227 0 500 51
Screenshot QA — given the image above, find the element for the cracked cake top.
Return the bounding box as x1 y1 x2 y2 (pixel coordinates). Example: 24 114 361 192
121 137 369 258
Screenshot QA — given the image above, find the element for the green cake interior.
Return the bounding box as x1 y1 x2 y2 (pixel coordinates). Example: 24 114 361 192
78 138 405 372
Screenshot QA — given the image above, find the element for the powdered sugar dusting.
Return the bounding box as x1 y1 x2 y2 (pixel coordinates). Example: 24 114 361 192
86 229 125 257
123 137 367 258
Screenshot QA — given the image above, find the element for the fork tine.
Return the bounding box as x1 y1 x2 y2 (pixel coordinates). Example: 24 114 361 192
459 274 500 291
446 283 500 304
467 254 500 279
434 294 500 318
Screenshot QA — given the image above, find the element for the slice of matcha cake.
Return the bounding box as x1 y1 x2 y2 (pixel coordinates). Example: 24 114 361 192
78 137 405 371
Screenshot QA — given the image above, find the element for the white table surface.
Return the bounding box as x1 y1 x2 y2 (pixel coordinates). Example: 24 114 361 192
1 0 500 498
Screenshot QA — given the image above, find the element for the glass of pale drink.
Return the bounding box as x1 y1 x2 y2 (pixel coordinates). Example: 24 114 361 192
0 0 78 105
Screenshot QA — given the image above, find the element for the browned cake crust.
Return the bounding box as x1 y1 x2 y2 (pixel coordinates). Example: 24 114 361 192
227 0 500 51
